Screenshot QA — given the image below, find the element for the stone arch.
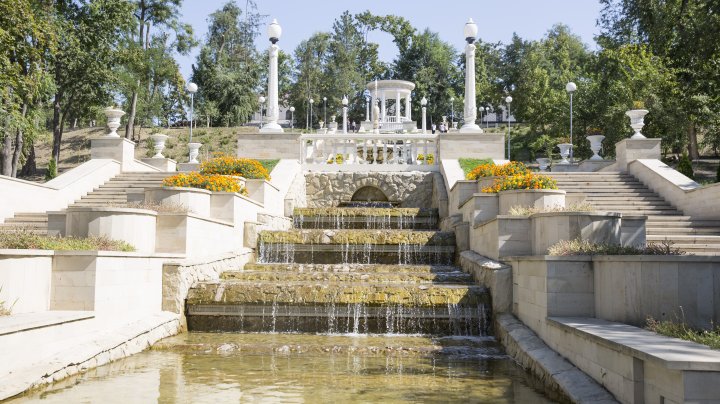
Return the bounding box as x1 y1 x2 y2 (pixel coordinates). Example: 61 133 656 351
351 186 389 202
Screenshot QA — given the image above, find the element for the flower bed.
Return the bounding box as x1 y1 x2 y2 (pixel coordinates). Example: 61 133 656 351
163 172 246 194
467 161 529 180
200 154 270 180
481 172 558 193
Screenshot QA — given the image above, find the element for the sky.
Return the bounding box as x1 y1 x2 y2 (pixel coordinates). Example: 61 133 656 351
177 0 603 79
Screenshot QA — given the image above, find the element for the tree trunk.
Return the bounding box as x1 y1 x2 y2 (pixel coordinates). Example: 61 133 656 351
52 91 63 164
688 121 699 159
125 4 147 140
20 142 36 177
1 131 11 176
11 103 27 177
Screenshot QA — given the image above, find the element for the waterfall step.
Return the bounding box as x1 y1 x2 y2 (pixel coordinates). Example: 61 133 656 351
242 263 465 274
293 207 439 229
259 229 455 246
221 270 474 284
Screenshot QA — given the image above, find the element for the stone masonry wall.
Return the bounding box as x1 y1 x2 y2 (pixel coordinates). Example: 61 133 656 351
305 172 435 208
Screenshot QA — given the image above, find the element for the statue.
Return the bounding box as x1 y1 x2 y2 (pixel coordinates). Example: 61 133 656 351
372 100 380 134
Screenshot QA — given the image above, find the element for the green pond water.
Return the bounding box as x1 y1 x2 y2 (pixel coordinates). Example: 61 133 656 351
12 333 561 403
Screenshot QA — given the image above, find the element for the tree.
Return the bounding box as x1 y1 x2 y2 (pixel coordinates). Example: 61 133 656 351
288 32 331 129
191 1 263 127
123 0 194 139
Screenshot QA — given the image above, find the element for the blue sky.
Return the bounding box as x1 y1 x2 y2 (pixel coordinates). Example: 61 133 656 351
177 0 603 79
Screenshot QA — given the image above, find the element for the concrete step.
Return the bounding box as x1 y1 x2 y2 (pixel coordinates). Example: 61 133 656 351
647 227 720 235
4 216 48 223
221 270 474 284
242 263 463 274
647 235 720 244
646 220 720 227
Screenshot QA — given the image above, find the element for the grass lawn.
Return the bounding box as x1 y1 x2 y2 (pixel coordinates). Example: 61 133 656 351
459 158 494 177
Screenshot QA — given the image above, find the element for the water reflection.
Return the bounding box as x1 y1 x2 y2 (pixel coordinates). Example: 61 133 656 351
13 333 559 403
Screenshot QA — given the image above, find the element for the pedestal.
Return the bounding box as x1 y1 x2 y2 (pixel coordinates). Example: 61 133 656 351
141 157 177 172
90 137 136 171
178 162 201 172
615 138 661 172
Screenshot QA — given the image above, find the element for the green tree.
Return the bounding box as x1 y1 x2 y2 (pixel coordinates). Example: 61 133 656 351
288 32 331 129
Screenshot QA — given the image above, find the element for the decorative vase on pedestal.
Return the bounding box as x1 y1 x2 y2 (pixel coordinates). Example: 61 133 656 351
150 134 168 158
103 107 125 137
587 135 605 160
536 158 551 171
557 143 572 164
188 142 202 164
625 109 649 139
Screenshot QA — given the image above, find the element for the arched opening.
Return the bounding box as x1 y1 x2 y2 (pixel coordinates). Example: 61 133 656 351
351 186 389 202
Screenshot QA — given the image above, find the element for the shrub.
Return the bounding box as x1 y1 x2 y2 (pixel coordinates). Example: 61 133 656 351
467 161 530 180
163 172 246 194
646 317 720 350
45 158 57 181
327 154 344 164
632 100 645 110
547 238 685 256
508 203 594 216
200 154 270 180
677 152 694 179
481 172 558 193
0 229 135 252
0 286 14 316
417 154 435 164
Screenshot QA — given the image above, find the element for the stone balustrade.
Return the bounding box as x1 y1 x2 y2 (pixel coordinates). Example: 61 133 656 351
300 133 438 171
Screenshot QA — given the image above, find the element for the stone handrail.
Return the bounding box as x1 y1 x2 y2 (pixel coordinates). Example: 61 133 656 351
299 133 438 167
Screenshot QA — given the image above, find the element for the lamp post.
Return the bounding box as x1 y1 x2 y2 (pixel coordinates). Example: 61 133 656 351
258 95 265 127
478 106 483 127
505 96 513 160
186 82 198 143
450 97 454 129
323 96 327 126
485 106 490 128
309 98 314 132
260 18 283 132
421 96 428 134
460 18 482 133
566 82 577 162
289 106 295 130
365 96 370 122
342 95 348 134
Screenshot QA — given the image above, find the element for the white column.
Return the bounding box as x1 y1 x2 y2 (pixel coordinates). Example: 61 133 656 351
260 43 283 133
460 42 482 133
381 95 386 122
343 106 348 134
365 100 370 122
396 91 401 121
405 96 411 121
422 107 427 134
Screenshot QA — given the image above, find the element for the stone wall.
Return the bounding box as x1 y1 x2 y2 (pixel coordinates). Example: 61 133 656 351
305 172 435 208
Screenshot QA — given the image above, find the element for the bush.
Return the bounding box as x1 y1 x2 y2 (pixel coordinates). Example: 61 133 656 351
508 203 594 216
481 173 558 193
677 152 694 179
646 317 720 350
163 172 247 194
547 238 685 256
200 154 270 180
0 229 135 251
467 161 530 180
45 158 57 181
417 154 435 164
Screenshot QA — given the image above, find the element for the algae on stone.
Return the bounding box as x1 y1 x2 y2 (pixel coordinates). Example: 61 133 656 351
258 229 455 246
293 207 435 218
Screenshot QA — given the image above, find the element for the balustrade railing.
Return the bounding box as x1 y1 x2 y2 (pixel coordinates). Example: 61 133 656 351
300 133 438 168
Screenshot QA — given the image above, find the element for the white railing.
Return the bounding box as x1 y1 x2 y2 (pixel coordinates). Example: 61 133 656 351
300 133 438 171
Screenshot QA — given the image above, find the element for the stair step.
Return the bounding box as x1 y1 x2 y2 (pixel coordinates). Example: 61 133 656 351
242 263 462 274
221 270 474 284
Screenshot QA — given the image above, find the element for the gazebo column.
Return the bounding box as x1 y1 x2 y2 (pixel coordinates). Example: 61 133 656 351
405 96 411 121
381 95 386 122
396 91 401 121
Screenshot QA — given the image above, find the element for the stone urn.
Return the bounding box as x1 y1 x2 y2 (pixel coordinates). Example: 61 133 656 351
188 142 202 164
150 134 168 158
587 135 605 160
103 107 125 137
557 143 572 164
626 109 649 139
536 158 551 171
319 121 325 129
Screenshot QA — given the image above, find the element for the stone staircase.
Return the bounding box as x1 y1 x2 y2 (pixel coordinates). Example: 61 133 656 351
0 172 173 235
549 172 720 255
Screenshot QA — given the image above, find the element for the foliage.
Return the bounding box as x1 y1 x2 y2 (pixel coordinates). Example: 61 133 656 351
646 317 720 350
459 158 494 176
200 154 270 179
327 154 344 164
467 161 530 180
481 172 558 193
677 152 694 179
0 229 134 251
632 101 645 110
508 203 595 216
0 286 15 316
104 201 190 213
45 158 57 181
717 161 720 183
258 159 280 174
547 238 685 256
162 172 246 194
416 154 434 164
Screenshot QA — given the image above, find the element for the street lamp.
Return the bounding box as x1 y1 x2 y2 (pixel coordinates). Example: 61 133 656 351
365 96 370 122
505 96 513 160
566 82 577 162
478 105 483 127
323 96 327 126
260 18 283 132
450 97 455 129
342 95 349 134
309 98 314 132
258 95 266 128
460 18 482 133
289 106 295 130
186 82 198 142
485 106 490 128
421 96 428 134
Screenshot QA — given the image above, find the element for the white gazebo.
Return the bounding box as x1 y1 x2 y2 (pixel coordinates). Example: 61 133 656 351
364 80 417 133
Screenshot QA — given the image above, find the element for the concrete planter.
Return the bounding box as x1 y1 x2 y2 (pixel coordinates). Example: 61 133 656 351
0 250 54 314
477 176 500 191
65 207 157 253
626 109 649 139
155 212 241 256
145 187 211 216
498 189 566 214
244 179 282 215
530 211 621 255
210 191 263 228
